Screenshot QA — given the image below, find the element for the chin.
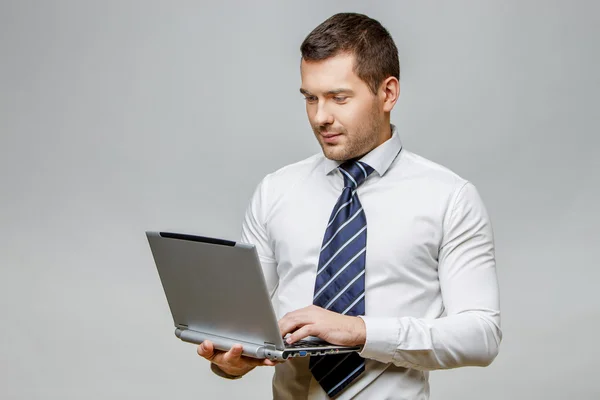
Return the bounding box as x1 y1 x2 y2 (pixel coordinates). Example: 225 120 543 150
322 147 350 162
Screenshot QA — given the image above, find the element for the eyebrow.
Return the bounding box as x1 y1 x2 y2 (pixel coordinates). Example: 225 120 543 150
300 88 354 96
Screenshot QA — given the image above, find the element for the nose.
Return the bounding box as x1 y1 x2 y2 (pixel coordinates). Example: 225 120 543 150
313 103 334 126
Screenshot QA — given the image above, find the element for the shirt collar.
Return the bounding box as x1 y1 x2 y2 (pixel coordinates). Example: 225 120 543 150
321 124 403 177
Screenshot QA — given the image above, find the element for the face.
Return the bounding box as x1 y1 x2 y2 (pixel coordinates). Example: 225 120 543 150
300 53 389 161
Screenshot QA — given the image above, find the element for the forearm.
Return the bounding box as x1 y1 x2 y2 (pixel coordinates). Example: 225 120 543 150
359 309 501 370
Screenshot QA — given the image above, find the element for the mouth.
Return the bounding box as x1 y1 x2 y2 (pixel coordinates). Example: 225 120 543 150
320 132 343 144
320 132 342 144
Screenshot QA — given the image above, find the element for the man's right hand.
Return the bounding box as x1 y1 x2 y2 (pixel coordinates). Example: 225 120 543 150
197 340 280 378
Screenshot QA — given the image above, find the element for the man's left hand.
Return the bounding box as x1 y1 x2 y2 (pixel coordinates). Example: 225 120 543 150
278 305 366 347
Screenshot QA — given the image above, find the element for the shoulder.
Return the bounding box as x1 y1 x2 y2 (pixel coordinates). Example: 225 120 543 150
399 149 468 187
259 152 324 192
245 153 325 223
247 152 324 210
395 149 483 213
399 150 489 220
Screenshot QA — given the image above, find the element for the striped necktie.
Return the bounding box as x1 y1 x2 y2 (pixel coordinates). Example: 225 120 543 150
310 160 374 398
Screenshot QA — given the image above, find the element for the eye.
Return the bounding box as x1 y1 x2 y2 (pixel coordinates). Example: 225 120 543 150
333 96 348 103
304 96 318 104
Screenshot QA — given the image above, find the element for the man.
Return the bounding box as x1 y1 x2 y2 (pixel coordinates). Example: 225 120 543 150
197 12 501 399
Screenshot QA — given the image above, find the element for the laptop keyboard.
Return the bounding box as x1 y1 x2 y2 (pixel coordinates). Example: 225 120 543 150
287 339 326 348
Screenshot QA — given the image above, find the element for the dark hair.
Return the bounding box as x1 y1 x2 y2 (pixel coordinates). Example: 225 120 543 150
300 13 400 94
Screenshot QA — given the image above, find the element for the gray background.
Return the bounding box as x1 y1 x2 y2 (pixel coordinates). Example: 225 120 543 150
1 0 598 399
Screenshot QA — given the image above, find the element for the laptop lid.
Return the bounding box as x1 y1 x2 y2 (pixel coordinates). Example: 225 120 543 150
146 231 286 350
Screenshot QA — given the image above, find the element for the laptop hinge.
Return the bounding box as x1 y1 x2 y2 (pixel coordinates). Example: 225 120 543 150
263 342 277 350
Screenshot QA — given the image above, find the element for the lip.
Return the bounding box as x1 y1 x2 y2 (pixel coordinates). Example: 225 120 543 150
321 132 342 144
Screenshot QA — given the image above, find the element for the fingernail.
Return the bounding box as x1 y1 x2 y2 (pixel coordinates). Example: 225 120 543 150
201 343 207 351
286 337 292 344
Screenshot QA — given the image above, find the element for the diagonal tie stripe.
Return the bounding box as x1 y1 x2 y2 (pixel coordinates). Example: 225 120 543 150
314 246 366 302
325 362 366 397
342 291 365 315
326 191 356 228
324 270 365 309
321 206 363 252
316 226 366 277
310 160 374 398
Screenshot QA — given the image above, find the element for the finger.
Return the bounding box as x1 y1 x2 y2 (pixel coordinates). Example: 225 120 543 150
242 356 275 367
286 324 316 344
223 344 244 364
237 354 273 368
278 313 293 337
262 358 280 366
197 340 216 360
279 310 312 337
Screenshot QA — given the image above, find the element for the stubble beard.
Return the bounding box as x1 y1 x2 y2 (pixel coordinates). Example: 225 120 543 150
312 101 382 162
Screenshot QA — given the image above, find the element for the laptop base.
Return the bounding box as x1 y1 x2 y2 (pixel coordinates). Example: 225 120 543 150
175 328 361 361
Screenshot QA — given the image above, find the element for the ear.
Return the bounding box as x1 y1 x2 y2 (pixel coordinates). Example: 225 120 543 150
380 77 400 113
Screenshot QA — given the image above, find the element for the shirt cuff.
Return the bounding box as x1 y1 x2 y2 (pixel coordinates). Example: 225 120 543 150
210 363 243 380
357 316 400 364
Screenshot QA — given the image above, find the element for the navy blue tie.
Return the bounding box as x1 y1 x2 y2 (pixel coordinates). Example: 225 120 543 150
310 160 374 398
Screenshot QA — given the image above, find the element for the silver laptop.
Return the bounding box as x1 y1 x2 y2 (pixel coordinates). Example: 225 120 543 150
146 231 362 361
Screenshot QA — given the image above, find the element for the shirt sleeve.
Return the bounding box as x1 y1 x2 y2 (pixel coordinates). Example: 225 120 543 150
358 182 502 370
240 175 279 298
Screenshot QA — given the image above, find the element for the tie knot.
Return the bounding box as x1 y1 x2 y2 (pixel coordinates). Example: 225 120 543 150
339 161 374 188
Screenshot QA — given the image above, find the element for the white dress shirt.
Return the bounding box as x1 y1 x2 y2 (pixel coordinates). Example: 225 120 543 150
239 126 501 399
